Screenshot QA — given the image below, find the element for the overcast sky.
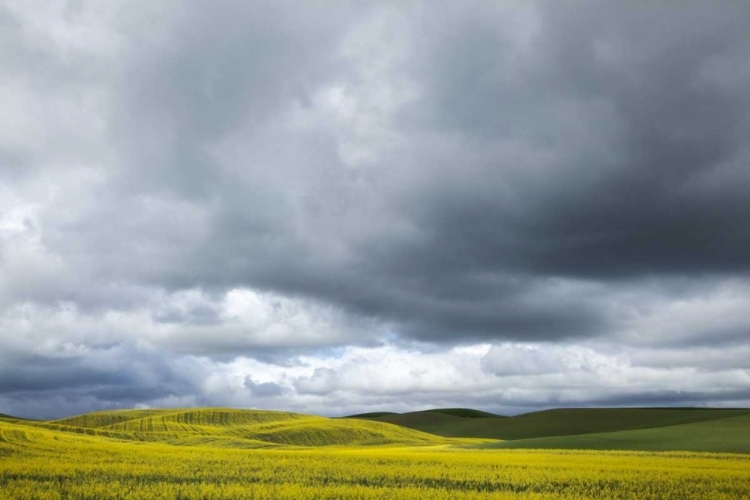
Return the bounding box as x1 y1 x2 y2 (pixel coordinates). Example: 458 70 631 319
1 1 750 419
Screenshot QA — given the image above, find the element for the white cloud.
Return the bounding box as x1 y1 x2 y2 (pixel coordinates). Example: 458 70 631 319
481 344 569 376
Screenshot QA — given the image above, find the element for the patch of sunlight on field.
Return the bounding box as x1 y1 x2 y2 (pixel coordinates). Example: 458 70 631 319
19 408 471 448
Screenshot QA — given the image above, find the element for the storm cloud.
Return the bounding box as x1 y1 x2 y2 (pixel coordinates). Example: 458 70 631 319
1 0 749 418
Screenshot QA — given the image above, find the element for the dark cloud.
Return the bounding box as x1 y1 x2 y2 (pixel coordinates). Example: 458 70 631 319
587 388 750 409
2 1 750 417
63 0 749 343
112 3 344 193
0 343 205 419
397 1 750 280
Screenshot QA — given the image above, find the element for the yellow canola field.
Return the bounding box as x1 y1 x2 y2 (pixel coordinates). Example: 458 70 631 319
1 418 750 500
18 408 459 448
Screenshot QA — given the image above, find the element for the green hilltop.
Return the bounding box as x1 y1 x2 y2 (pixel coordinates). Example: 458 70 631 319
348 407 750 454
482 413 750 454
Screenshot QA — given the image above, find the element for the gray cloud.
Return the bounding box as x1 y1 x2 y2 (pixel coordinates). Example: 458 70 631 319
481 345 567 376
1 0 750 418
244 375 285 398
397 1 750 280
0 343 205 419
294 368 338 396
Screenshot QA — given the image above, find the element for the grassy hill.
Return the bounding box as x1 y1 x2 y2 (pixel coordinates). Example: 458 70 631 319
482 413 750 454
2 408 477 449
345 411 399 419
346 407 504 435
0 413 31 423
352 407 750 441
422 408 502 418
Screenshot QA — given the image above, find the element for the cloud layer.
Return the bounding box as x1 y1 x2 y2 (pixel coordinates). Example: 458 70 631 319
1 0 749 418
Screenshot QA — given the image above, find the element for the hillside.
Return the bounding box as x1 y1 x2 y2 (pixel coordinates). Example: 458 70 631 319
421 408 502 418
0 413 31 423
5 406 749 454
345 411 399 419
482 413 750 454
1 408 475 449
346 407 505 435
351 407 750 441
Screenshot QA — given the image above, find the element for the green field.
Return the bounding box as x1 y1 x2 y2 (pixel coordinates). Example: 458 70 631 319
1 407 749 499
483 412 750 453
350 407 750 453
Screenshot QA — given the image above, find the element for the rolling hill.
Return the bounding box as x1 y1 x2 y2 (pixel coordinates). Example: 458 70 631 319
3 406 749 453
482 412 750 454
3 410 749 500
349 407 750 440
1 408 477 449
345 407 505 435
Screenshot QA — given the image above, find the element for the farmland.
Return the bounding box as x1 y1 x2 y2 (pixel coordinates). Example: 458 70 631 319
1 408 750 500
349 407 750 443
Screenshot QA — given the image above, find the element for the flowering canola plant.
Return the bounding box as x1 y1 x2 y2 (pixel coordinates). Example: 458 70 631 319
1 410 749 500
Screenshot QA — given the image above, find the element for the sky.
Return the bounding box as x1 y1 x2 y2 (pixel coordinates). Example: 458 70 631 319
1 1 749 419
